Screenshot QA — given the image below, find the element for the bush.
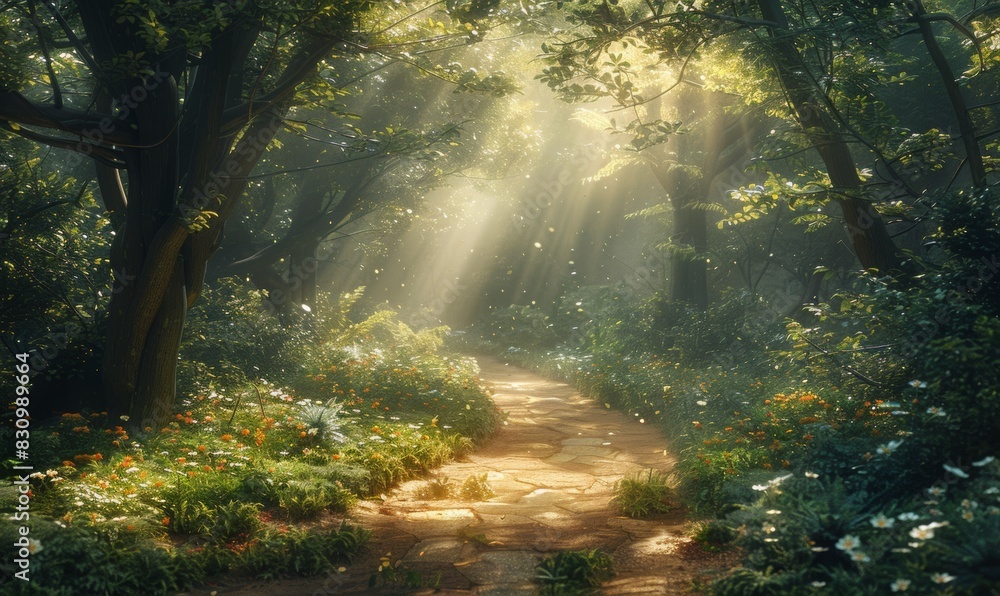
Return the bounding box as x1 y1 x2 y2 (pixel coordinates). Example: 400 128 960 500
536 549 614 594
416 475 454 499
693 519 736 551
459 473 495 501
241 523 370 580
613 469 675 517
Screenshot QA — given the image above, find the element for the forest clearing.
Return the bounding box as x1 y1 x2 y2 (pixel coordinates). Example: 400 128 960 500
2 1 999 594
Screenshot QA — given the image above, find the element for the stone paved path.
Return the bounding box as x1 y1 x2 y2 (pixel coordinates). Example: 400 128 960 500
203 358 722 595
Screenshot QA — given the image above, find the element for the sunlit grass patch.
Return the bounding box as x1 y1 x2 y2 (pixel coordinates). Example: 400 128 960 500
459 472 495 501
613 469 675 517
0 306 500 593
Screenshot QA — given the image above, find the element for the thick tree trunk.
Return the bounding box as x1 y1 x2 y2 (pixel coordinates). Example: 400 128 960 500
670 200 708 309
650 91 750 309
101 71 182 423
6 2 339 432
133 261 187 429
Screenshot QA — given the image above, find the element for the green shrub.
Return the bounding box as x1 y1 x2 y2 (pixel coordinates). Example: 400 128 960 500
416 475 454 499
459 473 495 501
693 519 736 551
613 470 674 517
278 480 355 520
162 499 261 544
241 523 370 580
0 518 208 595
536 549 614 594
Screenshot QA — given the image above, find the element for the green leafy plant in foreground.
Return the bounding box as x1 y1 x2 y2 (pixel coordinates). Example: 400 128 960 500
613 469 675 517
459 472 495 501
536 549 614 595
416 475 454 499
692 519 736 552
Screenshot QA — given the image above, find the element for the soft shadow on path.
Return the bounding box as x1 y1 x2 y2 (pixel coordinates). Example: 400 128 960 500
196 357 731 594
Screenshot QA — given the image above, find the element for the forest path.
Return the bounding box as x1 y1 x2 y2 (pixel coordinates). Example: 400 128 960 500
205 357 731 594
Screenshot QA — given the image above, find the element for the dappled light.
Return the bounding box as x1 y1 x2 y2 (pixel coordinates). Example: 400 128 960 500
2 1 1000 594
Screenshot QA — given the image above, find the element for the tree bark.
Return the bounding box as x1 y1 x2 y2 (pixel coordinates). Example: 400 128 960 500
910 0 986 188
649 91 751 309
755 0 902 273
669 202 709 308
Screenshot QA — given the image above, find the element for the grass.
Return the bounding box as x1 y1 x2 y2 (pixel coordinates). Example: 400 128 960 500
613 469 675 517
0 320 501 594
536 549 614 594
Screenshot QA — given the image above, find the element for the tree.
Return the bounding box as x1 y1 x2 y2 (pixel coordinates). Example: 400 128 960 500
537 0 928 278
0 0 521 429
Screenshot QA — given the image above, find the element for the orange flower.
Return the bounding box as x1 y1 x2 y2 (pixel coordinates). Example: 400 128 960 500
162 517 170 526
221 434 233 442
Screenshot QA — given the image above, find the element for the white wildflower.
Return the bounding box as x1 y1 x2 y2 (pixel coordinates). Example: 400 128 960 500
835 534 861 552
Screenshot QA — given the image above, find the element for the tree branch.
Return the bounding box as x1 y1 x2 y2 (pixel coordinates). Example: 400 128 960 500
0 90 133 145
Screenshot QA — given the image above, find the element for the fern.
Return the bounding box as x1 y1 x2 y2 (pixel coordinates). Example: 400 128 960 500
585 152 651 183
571 108 615 131
626 202 671 220
791 212 831 232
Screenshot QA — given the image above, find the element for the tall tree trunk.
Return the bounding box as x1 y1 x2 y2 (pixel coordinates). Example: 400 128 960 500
5 1 341 431
756 0 902 273
910 0 987 188
133 261 187 429
670 202 709 308
101 70 183 423
650 90 752 309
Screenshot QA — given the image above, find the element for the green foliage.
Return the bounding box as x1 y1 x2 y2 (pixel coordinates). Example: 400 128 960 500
295 399 346 446
277 480 354 520
163 499 262 544
693 519 736 552
179 278 312 391
536 549 614 595
459 472 495 501
0 518 207 595
712 462 1000 594
613 469 674 517
416 475 454 499
242 523 370 580
477 303 558 350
